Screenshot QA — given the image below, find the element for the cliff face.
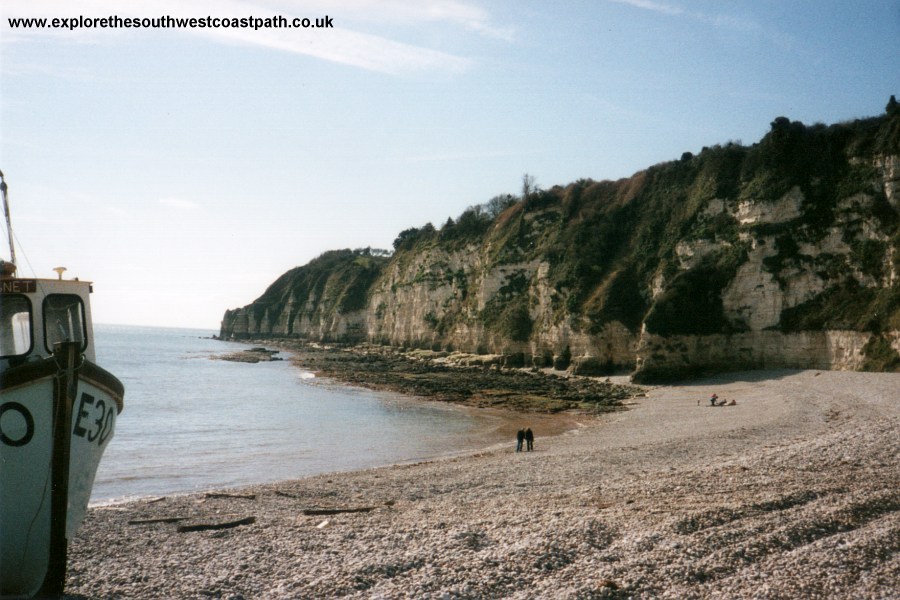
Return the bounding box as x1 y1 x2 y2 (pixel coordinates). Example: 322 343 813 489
221 249 387 343
221 110 900 380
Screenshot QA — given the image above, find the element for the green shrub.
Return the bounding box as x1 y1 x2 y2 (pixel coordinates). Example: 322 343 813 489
778 280 900 332
643 245 748 336
861 335 900 371
505 305 533 342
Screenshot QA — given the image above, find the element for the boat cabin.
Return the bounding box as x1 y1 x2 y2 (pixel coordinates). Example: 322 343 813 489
0 275 97 371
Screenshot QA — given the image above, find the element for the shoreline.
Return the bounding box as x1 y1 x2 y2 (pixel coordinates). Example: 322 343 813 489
89 402 590 509
91 340 601 507
66 369 899 598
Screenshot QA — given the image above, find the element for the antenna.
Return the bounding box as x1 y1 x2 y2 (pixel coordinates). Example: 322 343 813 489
0 169 16 266
53 267 67 280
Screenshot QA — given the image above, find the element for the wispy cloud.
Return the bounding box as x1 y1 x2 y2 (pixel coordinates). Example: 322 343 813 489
295 0 515 41
215 26 471 74
384 0 515 41
607 0 684 17
606 0 791 49
0 0 508 74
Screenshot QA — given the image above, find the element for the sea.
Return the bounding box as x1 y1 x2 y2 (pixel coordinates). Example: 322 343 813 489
90 324 501 504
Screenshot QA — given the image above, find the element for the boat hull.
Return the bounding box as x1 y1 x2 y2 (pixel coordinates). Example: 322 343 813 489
0 348 123 599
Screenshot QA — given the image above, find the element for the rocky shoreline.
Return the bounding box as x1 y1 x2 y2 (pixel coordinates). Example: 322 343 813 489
214 347 284 364
64 369 898 599
231 341 645 414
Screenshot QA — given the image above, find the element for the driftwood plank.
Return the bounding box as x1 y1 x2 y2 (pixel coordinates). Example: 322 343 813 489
177 516 256 533
302 507 376 516
128 517 188 525
205 492 256 500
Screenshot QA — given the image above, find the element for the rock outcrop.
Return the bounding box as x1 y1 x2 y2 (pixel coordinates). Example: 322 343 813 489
221 108 900 381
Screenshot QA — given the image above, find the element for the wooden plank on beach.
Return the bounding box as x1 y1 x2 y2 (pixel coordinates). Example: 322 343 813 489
177 516 256 533
302 507 377 516
128 517 188 525
204 492 257 500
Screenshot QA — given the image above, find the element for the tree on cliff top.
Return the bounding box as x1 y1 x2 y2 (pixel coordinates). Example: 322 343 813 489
485 194 517 218
521 173 535 203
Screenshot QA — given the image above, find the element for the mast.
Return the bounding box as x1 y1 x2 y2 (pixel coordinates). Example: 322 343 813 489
0 169 15 266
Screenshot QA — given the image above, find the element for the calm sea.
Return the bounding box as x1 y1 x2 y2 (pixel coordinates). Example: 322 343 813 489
90 324 496 504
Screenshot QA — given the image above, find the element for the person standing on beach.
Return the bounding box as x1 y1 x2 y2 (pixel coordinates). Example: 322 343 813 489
516 428 525 452
525 428 534 452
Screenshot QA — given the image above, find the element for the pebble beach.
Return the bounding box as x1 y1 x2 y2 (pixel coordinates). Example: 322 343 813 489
64 369 898 599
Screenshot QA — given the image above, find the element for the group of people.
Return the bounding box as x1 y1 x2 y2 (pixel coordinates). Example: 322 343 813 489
707 393 736 406
516 428 534 452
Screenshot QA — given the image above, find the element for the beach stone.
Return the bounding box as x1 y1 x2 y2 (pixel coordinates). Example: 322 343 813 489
63 370 898 599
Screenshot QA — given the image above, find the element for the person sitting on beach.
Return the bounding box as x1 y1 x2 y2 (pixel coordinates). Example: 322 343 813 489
525 428 534 452
728 399 737 406
516 428 525 452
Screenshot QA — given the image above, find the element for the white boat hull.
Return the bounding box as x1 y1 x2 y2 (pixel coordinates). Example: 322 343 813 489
0 346 123 599
0 377 54 599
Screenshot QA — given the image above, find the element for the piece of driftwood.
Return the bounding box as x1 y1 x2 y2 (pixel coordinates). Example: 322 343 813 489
177 516 256 533
302 507 376 516
275 491 299 499
127 517 187 525
146 496 167 504
205 492 256 500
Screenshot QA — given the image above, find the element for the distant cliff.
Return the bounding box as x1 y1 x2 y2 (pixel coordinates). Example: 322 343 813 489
221 105 900 381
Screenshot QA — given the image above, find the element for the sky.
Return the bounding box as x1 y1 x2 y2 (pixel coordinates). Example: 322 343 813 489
1 0 898 330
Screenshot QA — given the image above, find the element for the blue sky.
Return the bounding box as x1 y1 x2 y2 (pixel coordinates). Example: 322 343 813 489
1 0 898 329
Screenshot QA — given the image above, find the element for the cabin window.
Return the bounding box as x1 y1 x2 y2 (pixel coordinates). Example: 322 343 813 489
43 294 87 353
0 294 33 358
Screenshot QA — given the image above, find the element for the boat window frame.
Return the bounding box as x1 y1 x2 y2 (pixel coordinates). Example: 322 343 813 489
0 293 34 359
42 293 88 354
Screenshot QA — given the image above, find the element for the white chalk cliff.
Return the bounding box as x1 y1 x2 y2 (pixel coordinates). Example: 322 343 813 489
222 109 900 380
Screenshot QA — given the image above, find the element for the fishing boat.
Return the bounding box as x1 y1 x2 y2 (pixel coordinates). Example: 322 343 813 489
0 171 124 599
